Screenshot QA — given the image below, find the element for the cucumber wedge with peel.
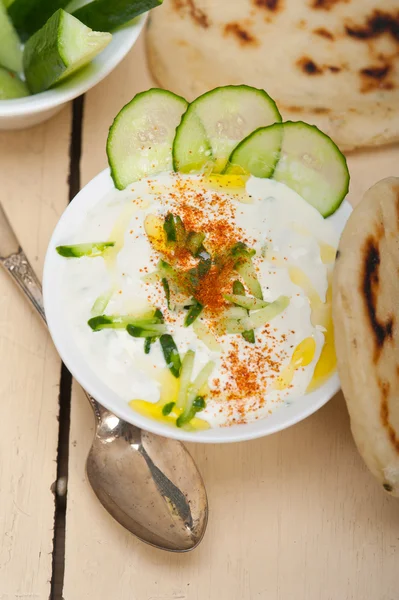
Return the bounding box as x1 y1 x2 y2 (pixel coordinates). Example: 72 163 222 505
7 0 70 41
271 121 350 217
107 89 188 190
72 0 163 32
23 9 112 94
0 67 28 99
225 124 282 178
173 85 281 174
0 2 22 73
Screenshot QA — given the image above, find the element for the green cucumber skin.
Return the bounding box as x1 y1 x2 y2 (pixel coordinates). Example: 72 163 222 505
0 2 23 73
8 0 70 41
23 9 66 94
225 124 283 179
73 0 162 31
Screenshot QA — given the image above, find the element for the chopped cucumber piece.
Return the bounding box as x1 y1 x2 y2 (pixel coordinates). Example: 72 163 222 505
144 337 156 354
188 256 211 290
0 66 28 99
241 296 289 331
173 85 281 174
8 0 70 41
163 212 177 243
126 323 167 337
176 349 195 409
224 293 269 311
186 231 206 257
23 9 112 94
235 259 263 300
272 121 349 217
88 311 157 331
161 277 170 309
0 2 22 73
107 89 188 190
192 319 221 352
225 124 282 178
91 288 113 316
56 241 114 257
176 396 206 428
159 334 181 378
231 279 255 343
72 0 163 32
183 361 214 415
242 330 255 344
184 298 203 327
162 401 175 416
223 306 247 320
232 280 245 296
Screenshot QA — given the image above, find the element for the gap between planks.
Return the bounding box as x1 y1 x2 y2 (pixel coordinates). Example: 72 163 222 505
50 95 85 600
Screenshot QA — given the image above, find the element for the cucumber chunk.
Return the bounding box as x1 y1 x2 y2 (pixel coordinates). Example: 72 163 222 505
272 121 349 217
225 124 282 178
23 9 112 94
56 241 114 257
0 66 28 99
107 89 188 190
8 0 70 42
72 0 163 32
0 2 22 73
173 85 281 174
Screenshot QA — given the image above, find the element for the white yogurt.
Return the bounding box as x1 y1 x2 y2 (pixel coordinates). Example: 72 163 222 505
58 173 339 428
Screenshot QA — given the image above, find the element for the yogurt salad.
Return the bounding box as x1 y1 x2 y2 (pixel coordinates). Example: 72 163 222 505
51 85 350 432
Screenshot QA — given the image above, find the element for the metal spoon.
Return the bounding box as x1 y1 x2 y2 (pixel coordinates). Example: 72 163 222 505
0 204 208 552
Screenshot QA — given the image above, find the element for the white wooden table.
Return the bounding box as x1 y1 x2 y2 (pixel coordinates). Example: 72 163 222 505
1 32 399 600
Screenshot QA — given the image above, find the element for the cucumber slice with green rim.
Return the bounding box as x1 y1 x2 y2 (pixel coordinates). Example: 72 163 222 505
173 85 281 174
107 89 188 190
0 2 22 73
225 124 282 178
0 66 28 99
23 9 112 94
272 121 349 218
72 0 163 32
8 0 70 41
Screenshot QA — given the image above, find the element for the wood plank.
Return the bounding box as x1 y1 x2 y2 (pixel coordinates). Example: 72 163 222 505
0 106 71 597
64 33 399 600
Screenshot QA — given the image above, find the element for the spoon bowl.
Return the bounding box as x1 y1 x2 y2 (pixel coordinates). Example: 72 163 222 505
87 401 208 551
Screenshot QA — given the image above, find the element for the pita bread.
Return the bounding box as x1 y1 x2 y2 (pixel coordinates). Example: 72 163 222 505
333 177 399 495
146 0 399 150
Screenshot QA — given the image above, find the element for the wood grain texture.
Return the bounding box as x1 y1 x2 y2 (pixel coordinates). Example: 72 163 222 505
0 106 71 598
63 33 399 600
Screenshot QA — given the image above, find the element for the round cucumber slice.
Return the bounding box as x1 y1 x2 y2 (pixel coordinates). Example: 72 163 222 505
107 89 188 190
225 124 283 178
272 121 349 218
173 85 281 174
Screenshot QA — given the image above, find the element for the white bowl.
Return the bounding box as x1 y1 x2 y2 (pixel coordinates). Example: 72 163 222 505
0 16 146 130
43 169 352 444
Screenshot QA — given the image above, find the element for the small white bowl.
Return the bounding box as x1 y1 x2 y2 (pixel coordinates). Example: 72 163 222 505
0 15 146 130
43 169 352 444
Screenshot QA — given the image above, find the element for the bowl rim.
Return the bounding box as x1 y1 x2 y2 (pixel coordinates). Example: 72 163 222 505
43 168 352 444
0 14 146 116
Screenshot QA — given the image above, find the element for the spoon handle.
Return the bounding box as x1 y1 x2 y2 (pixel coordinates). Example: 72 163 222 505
0 204 46 323
0 203 106 423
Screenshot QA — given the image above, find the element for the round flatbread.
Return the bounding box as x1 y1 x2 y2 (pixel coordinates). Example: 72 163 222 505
146 0 399 150
333 177 399 495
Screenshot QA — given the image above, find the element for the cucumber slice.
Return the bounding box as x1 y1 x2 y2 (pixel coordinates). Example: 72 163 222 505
173 85 281 174
8 0 70 42
272 121 349 217
0 2 22 73
225 124 282 178
107 89 188 190
0 66 28 99
23 9 112 94
72 0 163 32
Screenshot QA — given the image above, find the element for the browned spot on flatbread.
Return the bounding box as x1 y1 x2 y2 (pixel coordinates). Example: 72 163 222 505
328 65 341 73
224 22 259 45
362 236 394 362
311 0 348 9
172 0 209 27
345 10 399 43
313 107 330 113
379 380 399 453
297 57 323 74
254 0 283 10
313 27 334 39
360 64 395 92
